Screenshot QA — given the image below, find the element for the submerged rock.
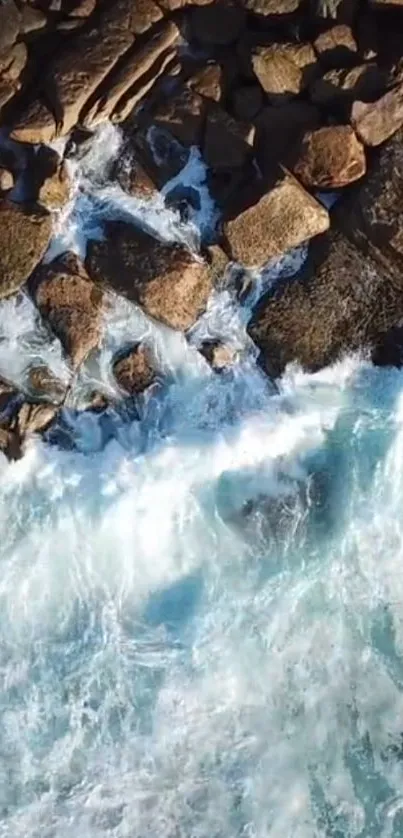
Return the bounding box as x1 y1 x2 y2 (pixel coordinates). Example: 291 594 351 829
86 221 215 331
199 340 237 370
0 201 52 298
33 253 104 368
223 169 329 267
113 344 156 394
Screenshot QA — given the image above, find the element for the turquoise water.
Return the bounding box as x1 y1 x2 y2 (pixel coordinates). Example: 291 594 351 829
1 353 403 837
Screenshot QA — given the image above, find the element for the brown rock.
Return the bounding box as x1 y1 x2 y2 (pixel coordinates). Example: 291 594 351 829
37 151 71 210
152 87 206 147
86 221 214 331
0 201 52 298
0 377 17 414
369 0 403 6
254 102 320 172
0 426 21 460
26 366 67 404
351 85 403 146
232 84 263 120
189 2 246 46
252 43 318 105
203 106 254 170
158 0 213 8
113 155 157 198
243 0 302 14
130 123 189 189
293 125 366 189
224 169 329 267
0 0 20 55
129 0 164 33
112 50 178 124
10 98 56 144
310 63 387 110
17 402 58 438
84 21 179 127
69 0 97 17
200 339 237 369
113 344 156 394
33 254 104 368
187 64 223 102
0 167 13 191
20 5 47 33
205 244 229 285
248 231 403 376
313 24 357 69
2 43 27 82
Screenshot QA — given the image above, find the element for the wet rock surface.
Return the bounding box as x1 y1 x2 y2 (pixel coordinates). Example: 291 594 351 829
113 344 156 394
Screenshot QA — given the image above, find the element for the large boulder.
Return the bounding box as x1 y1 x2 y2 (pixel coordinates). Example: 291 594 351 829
0 201 52 298
33 254 104 368
86 222 215 331
248 232 403 376
223 169 329 267
293 125 366 189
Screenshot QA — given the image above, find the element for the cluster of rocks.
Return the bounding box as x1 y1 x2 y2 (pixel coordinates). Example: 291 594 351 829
0 0 403 456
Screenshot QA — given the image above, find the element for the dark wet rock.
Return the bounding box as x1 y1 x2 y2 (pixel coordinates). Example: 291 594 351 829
248 231 403 377
20 5 47 34
252 43 318 105
203 106 255 170
157 0 214 10
189 2 246 46
351 84 403 146
199 339 237 370
152 87 206 147
313 24 358 69
254 102 320 172
34 147 71 210
0 167 13 192
86 221 214 331
293 125 366 189
187 64 223 102
83 20 179 127
223 169 329 267
130 124 189 189
33 254 104 368
16 401 58 438
338 127 403 277
26 366 67 404
0 201 52 298
2 42 27 82
310 63 387 111
112 153 157 198
232 84 264 121
10 98 57 144
113 344 156 394
68 0 97 17
0 426 21 460
0 377 18 416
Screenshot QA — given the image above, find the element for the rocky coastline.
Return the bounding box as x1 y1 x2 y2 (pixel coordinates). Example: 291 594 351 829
0 0 402 457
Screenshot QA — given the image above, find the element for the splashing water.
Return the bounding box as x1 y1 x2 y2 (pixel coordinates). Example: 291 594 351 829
1 125 403 838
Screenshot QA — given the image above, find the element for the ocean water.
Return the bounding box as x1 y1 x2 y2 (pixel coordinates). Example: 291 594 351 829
1 126 403 838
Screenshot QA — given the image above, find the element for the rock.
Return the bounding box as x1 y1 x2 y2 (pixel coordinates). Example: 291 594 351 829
248 231 403 376
370 0 403 6
86 221 214 331
0 0 20 55
203 106 255 170
252 43 318 105
223 169 329 267
152 87 206 147
243 0 302 14
33 254 104 368
254 102 320 172
111 49 178 124
200 339 237 369
205 244 229 285
310 63 387 110
83 21 179 127
113 154 157 198
69 0 97 17
26 366 67 404
113 344 156 394
20 5 47 33
158 0 213 9
0 167 13 191
189 2 246 46
0 426 21 460
187 64 223 102
351 85 403 146
2 43 27 82
0 201 52 298
0 377 18 415
338 127 403 277
10 98 56 144
35 148 71 210
313 24 357 68
232 84 264 120
293 125 366 189
16 402 58 438
130 123 189 189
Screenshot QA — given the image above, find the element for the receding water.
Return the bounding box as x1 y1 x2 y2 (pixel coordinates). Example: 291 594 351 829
1 126 403 838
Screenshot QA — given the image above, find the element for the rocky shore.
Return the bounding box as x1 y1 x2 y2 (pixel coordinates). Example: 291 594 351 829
0 0 403 457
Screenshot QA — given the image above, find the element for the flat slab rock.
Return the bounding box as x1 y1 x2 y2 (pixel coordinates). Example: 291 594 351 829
86 222 215 331
248 231 403 377
33 254 104 368
0 201 52 298
223 169 329 267
351 84 403 147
